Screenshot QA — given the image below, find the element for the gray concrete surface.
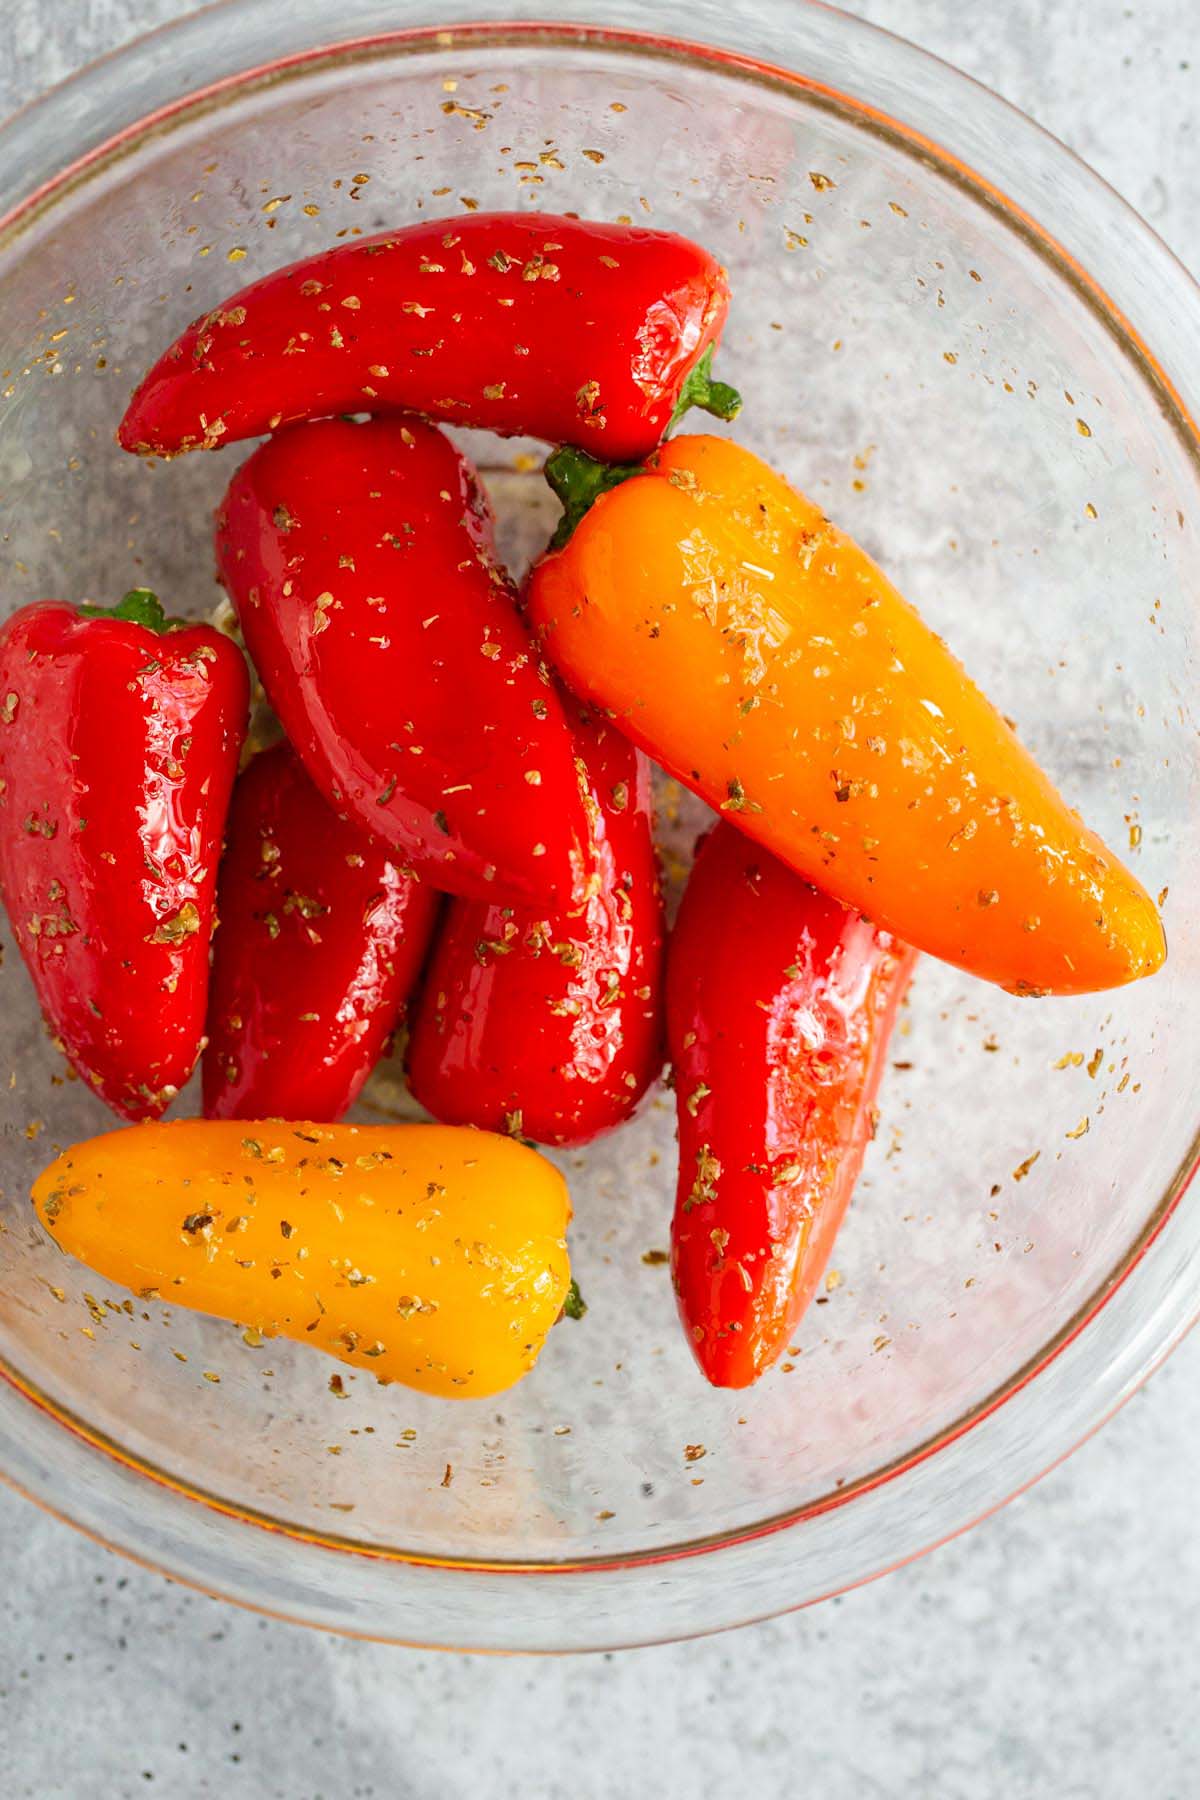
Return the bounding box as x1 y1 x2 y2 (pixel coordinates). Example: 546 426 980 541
1 3 1198 1796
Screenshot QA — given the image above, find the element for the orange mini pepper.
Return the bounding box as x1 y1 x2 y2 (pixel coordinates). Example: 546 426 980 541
34 1121 571 1399
526 435 1165 997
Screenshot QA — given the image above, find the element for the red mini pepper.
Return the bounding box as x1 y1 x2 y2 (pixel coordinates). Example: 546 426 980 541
668 822 916 1388
407 707 665 1146
119 213 739 463
215 415 590 910
0 591 248 1120
203 741 440 1122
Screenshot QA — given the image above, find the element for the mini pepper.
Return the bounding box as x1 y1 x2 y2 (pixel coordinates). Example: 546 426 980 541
119 212 738 463
0 591 248 1118
35 1120 572 1399
203 742 441 1122
527 435 1165 997
668 822 915 1388
216 415 591 910
408 706 665 1146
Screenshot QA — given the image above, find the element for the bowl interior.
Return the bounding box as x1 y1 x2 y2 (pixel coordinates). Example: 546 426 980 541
1 28 1198 1575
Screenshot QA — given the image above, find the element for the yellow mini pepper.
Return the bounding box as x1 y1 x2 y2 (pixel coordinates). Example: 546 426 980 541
34 1120 572 1399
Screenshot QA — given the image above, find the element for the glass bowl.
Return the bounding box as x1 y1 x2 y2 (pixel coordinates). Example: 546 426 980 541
1 0 1198 1653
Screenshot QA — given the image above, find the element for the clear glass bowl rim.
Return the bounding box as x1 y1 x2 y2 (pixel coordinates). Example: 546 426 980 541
0 0 1197 1651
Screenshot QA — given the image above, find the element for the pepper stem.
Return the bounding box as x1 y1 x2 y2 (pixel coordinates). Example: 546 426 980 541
545 347 742 549
562 1278 588 1320
669 344 743 431
545 447 642 550
78 588 181 635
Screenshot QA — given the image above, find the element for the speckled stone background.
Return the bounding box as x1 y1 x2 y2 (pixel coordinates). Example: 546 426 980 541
1 3 1198 1795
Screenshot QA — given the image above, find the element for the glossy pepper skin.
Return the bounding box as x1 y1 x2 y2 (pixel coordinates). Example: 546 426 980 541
202 742 440 1122
407 707 665 1146
0 593 248 1120
34 1120 571 1399
216 415 589 909
527 435 1165 997
669 823 916 1389
119 213 737 463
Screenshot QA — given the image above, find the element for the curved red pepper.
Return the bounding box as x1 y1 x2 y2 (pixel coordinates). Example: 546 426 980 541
215 415 590 910
203 742 440 1122
0 592 248 1120
407 707 665 1146
119 213 737 463
669 822 916 1388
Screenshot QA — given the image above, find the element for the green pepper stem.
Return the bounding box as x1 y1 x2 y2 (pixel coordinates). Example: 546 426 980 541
78 589 181 635
544 348 742 548
669 344 743 432
545 447 642 550
562 1278 588 1320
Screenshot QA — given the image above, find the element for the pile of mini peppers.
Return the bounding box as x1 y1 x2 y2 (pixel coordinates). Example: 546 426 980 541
5 211 1165 1400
